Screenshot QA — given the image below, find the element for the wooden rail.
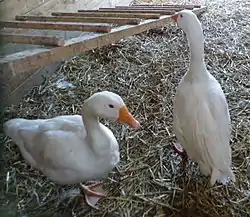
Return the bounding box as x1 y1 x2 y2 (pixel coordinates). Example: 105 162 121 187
114 6 193 10
0 21 111 32
79 9 175 15
131 4 201 8
0 32 65 46
15 15 141 25
51 12 161 19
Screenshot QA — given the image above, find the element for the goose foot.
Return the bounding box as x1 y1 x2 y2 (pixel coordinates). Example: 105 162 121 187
79 181 107 209
173 142 188 170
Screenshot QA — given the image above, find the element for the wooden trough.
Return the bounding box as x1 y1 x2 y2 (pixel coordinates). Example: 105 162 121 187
0 4 206 106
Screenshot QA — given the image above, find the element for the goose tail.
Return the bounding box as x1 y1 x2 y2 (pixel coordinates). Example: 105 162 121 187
3 118 27 144
210 167 236 186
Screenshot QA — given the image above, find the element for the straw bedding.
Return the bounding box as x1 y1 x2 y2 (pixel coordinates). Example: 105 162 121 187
1 0 249 216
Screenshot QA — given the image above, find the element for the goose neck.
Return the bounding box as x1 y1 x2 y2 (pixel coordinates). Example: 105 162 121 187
81 105 102 145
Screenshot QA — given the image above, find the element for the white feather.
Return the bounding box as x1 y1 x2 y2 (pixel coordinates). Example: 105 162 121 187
3 91 139 186
173 10 235 185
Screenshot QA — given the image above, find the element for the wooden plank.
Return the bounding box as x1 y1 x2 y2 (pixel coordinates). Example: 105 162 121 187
131 4 201 8
51 12 161 19
3 61 62 106
100 7 178 11
0 7 206 77
0 32 65 46
0 21 111 33
79 9 175 15
116 5 193 8
15 15 141 25
114 6 193 10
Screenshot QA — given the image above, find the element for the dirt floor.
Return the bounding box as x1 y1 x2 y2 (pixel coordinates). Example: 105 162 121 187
1 0 250 216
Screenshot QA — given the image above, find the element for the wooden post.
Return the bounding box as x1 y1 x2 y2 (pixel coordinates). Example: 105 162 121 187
0 32 65 46
51 12 161 19
0 21 111 33
78 9 175 15
15 15 141 25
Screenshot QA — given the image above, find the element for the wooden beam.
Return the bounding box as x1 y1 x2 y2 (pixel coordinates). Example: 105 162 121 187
0 32 65 46
131 4 201 8
0 7 206 77
116 5 192 8
15 15 141 25
51 12 161 19
79 9 175 15
114 6 193 10
0 21 111 33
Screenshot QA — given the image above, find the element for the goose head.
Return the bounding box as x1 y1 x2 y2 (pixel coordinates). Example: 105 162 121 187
84 91 140 129
171 10 204 42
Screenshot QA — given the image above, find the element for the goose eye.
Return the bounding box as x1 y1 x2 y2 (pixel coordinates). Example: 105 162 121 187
108 104 114 108
180 14 183 18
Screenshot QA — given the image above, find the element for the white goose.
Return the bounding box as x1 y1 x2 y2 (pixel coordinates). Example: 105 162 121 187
171 10 236 185
4 91 140 208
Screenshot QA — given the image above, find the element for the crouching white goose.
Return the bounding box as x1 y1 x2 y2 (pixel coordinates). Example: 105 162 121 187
4 91 140 208
171 10 236 185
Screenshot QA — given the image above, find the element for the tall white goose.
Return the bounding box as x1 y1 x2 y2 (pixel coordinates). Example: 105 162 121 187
171 10 236 185
4 91 140 208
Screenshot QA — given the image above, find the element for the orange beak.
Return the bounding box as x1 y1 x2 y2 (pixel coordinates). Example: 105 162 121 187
118 106 140 129
171 14 179 22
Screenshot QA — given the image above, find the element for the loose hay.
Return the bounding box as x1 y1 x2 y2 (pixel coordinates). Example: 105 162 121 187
1 0 250 216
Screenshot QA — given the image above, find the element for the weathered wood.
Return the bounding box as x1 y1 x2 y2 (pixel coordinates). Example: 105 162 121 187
3 61 62 106
0 7 206 77
0 32 65 46
131 4 201 8
1 48 61 103
114 6 193 11
116 5 191 8
0 21 111 33
79 9 175 15
52 12 161 19
15 15 141 25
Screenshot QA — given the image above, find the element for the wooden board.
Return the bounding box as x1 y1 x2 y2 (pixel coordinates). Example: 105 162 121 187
0 21 112 32
51 12 161 19
0 32 65 46
15 15 142 25
130 4 201 8
79 9 176 15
